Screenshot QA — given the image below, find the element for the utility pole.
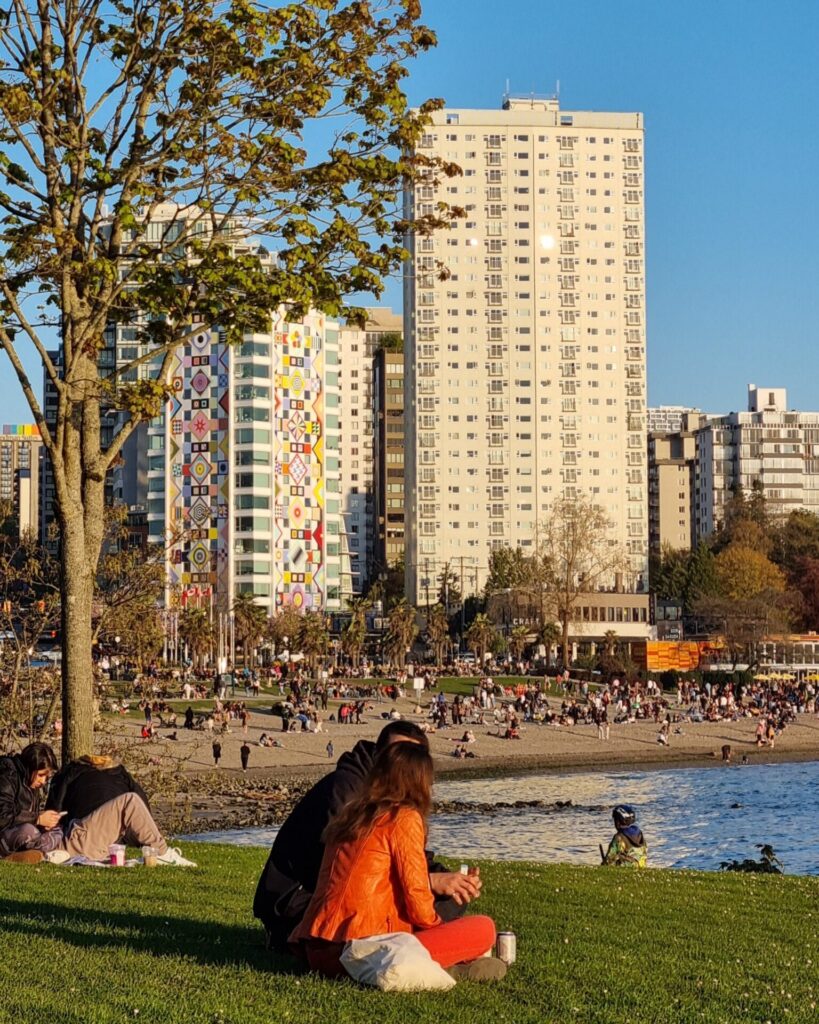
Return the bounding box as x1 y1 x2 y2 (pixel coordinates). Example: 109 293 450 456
460 555 465 648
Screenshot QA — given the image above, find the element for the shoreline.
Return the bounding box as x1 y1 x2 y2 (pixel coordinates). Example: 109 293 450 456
157 721 819 836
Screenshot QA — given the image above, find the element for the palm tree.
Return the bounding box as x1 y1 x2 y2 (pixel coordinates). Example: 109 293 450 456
509 624 529 662
178 607 214 673
341 597 368 670
540 621 561 667
297 610 329 675
465 613 497 667
385 599 418 670
424 603 450 669
232 592 267 667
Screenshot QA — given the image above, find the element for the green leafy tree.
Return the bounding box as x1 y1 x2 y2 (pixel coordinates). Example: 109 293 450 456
770 509 819 577
0 0 456 759
682 541 721 612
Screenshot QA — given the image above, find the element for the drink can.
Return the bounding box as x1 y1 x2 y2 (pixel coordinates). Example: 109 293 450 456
496 931 516 964
460 863 469 875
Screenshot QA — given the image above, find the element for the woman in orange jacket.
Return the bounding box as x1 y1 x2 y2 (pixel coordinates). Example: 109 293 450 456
290 740 506 981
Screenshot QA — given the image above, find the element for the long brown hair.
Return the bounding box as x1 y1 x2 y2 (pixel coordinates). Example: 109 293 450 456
323 740 434 846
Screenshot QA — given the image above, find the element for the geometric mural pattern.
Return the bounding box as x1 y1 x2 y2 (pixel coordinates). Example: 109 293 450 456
166 329 231 610
273 317 325 610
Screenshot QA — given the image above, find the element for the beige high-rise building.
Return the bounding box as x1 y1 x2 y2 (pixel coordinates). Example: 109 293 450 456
0 425 42 538
404 97 648 603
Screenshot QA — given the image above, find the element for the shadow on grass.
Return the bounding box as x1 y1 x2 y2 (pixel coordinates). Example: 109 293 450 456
0 897 305 975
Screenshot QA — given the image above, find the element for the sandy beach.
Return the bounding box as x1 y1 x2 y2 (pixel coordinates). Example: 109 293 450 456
124 694 819 787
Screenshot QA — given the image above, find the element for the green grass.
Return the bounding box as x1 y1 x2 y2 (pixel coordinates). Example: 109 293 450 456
1 847 816 1024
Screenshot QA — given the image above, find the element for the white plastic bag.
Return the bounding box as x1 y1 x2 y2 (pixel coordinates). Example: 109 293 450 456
340 932 456 992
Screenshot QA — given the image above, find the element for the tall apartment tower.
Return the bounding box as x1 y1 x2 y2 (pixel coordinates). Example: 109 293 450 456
404 97 647 603
337 307 402 594
0 425 42 538
373 347 406 570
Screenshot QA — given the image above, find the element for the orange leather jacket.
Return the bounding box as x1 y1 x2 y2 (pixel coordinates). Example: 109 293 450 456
291 806 441 944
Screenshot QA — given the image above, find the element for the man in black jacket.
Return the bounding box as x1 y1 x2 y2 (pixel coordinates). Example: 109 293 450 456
253 721 482 951
45 755 151 822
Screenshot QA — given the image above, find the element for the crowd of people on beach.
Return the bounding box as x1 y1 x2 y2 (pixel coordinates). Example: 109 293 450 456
5 647 815 991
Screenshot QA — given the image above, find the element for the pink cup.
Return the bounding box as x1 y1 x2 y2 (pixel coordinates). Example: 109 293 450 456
108 844 126 867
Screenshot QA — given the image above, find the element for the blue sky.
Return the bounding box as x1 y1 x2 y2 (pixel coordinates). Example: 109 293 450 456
3 0 819 422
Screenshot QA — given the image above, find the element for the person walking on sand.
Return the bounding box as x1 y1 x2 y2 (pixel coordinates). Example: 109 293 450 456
212 740 222 767
326 740 334 759
240 742 250 773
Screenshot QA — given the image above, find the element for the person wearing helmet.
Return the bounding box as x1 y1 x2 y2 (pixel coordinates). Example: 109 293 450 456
602 805 647 867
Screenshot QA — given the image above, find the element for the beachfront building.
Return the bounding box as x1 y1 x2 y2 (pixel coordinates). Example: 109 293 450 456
0 425 42 539
373 346 406 572
337 307 402 595
403 95 648 605
694 386 819 540
142 310 350 617
647 416 699 554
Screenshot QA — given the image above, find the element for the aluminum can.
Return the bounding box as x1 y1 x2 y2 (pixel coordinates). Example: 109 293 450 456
496 931 516 964
460 863 469 875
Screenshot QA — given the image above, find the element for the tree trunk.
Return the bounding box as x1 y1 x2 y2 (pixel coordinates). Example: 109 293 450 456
60 514 98 760
561 616 570 671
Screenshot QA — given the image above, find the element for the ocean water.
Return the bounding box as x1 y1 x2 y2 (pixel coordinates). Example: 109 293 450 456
184 760 819 875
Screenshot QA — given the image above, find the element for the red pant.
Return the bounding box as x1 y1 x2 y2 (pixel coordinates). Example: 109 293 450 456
305 916 496 978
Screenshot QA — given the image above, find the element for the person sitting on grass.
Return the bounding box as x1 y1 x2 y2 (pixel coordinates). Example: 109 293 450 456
0 742 64 860
290 741 506 982
253 721 480 952
602 805 647 867
1 743 196 866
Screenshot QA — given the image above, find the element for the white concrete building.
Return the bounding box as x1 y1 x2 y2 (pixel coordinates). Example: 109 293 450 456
403 96 648 603
695 386 819 539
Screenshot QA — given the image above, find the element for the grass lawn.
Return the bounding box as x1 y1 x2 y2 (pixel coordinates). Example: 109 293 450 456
1 847 816 1024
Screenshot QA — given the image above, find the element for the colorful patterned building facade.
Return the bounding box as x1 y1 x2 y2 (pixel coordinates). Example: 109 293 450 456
144 312 348 615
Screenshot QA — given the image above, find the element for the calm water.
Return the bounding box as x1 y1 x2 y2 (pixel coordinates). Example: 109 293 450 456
185 760 819 875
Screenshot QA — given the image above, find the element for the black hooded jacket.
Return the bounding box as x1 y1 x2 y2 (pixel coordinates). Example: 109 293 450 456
45 760 150 823
0 754 39 832
253 739 377 921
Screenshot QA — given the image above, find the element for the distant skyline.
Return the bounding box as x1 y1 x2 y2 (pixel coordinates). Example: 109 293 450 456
4 0 819 420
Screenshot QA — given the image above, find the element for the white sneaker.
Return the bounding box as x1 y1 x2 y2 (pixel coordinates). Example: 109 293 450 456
156 846 197 867
44 849 71 864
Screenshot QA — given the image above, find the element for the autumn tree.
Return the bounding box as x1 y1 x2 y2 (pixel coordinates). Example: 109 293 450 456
93 508 166 668
537 495 629 669
0 0 456 758
714 545 786 602
267 606 303 655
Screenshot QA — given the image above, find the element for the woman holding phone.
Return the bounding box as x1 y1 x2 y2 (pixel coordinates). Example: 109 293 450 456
0 742 196 866
0 742 64 859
